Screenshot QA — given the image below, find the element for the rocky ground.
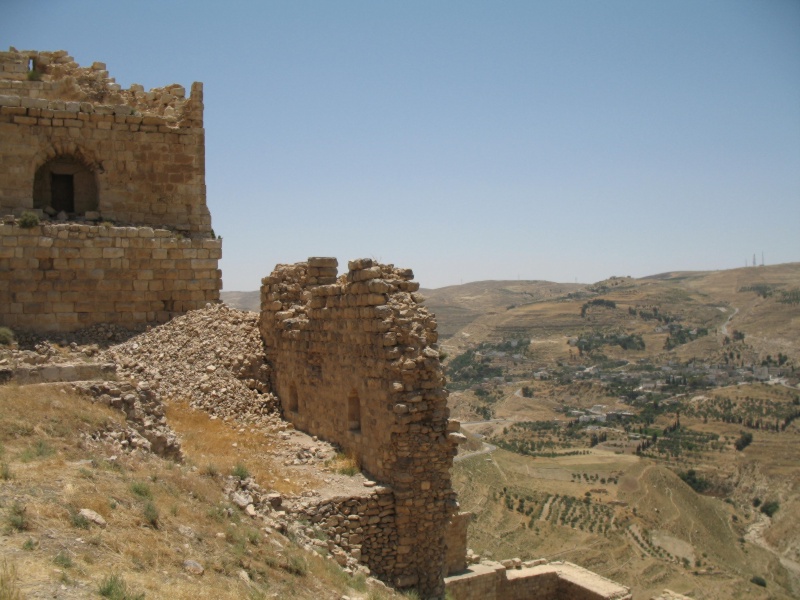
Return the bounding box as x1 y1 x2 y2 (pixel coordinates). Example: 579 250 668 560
1 303 385 580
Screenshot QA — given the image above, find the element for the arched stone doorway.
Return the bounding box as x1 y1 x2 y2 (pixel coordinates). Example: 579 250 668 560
33 156 98 216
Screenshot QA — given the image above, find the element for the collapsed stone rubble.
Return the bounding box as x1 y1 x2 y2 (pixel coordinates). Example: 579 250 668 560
75 379 182 460
108 302 277 422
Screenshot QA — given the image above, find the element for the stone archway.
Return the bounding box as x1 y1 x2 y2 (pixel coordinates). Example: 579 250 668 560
33 156 98 216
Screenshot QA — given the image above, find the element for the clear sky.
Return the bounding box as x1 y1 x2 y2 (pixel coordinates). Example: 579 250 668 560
3 0 799 290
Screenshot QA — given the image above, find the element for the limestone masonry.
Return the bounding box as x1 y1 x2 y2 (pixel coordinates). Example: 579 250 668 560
260 257 462 597
0 49 221 331
1 49 636 599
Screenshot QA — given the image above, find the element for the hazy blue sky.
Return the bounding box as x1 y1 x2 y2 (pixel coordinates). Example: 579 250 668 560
4 1 799 290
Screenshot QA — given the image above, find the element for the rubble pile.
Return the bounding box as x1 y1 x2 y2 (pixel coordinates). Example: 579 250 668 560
74 379 182 460
12 323 141 350
108 303 278 422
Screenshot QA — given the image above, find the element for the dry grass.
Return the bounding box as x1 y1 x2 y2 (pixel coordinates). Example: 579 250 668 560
165 400 319 495
0 386 401 600
325 451 361 477
0 559 23 600
454 448 794 599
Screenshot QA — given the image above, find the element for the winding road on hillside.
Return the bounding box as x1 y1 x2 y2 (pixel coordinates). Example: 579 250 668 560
455 390 526 462
720 306 739 336
453 440 497 463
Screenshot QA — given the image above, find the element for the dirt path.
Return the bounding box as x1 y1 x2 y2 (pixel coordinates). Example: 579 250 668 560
453 441 497 463
539 495 555 522
720 306 739 336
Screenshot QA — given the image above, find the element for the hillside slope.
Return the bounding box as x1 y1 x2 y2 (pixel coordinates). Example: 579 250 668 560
453 449 795 600
427 263 800 363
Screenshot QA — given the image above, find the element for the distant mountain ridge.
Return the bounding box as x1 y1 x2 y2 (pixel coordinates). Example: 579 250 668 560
220 290 260 312
222 263 800 363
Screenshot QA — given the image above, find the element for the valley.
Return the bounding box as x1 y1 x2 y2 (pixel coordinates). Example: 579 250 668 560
426 263 800 599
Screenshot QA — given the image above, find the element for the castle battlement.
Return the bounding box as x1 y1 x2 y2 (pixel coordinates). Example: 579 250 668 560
0 50 220 332
0 47 209 233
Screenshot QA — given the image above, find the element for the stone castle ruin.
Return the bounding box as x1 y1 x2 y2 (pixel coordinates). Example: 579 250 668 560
0 48 220 331
260 257 462 596
260 257 631 600
1 51 633 599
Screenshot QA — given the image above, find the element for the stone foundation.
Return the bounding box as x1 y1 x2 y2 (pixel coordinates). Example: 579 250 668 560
0 221 221 332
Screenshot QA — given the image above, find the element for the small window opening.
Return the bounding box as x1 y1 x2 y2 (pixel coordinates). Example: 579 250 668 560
347 390 361 432
288 383 298 413
51 174 74 213
28 58 34 72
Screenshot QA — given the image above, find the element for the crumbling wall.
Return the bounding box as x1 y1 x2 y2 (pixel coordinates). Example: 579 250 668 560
0 48 210 234
298 490 399 580
0 221 221 332
444 560 632 600
259 257 462 597
444 512 471 575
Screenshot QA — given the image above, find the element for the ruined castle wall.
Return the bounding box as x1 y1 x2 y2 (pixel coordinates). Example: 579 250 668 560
0 48 210 234
0 222 221 332
444 512 471 575
445 561 632 600
260 257 462 597
300 490 399 581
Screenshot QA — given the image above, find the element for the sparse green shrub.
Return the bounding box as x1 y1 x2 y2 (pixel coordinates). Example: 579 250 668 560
22 538 36 551
20 439 54 462
130 481 152 499
734 431 753 451
326 452 360 476
26 69 42 81
69 508 90 530
54 550 73 569
283 551 307 576
0 462 11 481
78 467 95 480
6 502 28 532
0 327 14 346
17 211 40 229
98 573 145 600
760 500 780 518
245 527 261 545
679 469 710 493
203 463 219 477
750 575 767 587
231 463 250 480
143 501 159 528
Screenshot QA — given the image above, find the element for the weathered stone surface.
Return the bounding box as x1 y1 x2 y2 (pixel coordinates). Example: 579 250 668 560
78 508 107 528
183 560 204 576
260 257 459 598
445 560 632 600
0 49 219 333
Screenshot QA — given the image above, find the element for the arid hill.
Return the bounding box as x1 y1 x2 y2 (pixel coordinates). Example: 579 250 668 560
434 263 800 599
